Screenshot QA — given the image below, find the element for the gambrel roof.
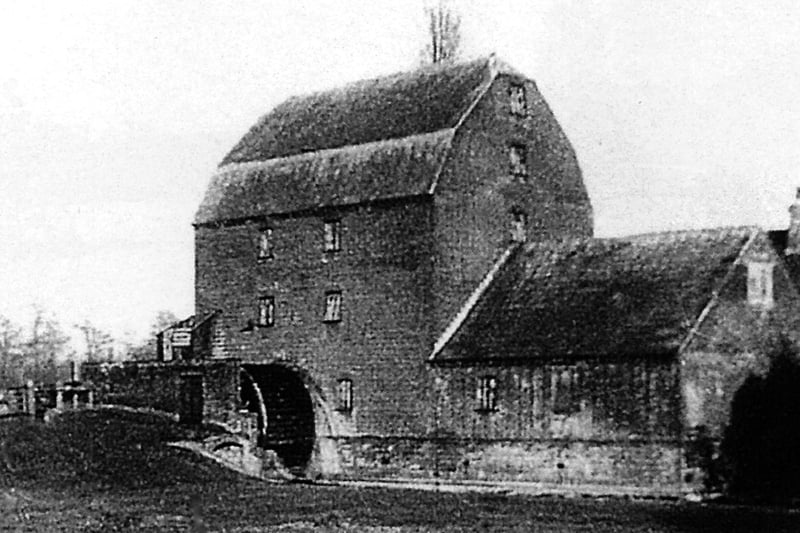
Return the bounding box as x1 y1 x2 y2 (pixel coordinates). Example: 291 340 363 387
195 56 521 225
196 130 454 224
432 227 760 363
220 57 496 164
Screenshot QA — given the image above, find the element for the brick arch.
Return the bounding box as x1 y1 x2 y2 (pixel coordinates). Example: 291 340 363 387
240 363 340 477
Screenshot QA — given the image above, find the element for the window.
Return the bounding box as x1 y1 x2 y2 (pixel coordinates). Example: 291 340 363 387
323 220 341 252
509 144 527 181
337 379 353 412
552 368 576 415
509 83 527 115
476 376 497 412
510 210 527 243
747 260 774 308
323 291 342 322
257 228 273 260
257 296 275 327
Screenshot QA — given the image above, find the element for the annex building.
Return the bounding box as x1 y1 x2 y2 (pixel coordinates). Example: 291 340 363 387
85 56 800 493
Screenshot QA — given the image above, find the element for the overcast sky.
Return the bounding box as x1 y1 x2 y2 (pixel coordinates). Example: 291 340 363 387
1 0 799 344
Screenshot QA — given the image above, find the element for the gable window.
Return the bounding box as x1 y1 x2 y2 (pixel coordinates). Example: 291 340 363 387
747 260 774 308
337 379 353 412
509 144 527 181
257 295 275 327
476 376 497 412
509 83 527 115
257 228 273 260
510 210 527 243
323 220 341 252
323 291 342 322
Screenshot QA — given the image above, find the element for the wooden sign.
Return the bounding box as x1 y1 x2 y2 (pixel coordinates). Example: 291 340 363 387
171 328 192 347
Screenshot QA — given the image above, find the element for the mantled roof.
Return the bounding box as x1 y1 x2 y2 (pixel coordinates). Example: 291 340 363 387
432 227 757 363
196 130 454 225
196 56 515 225
221 57 495 165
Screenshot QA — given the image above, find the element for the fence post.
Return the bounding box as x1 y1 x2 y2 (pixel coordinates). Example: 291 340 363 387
24 380 35 416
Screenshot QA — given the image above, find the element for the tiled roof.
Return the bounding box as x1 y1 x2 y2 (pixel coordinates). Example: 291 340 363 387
195 130 454 224
220 57 494 165
196 57 518 224
433 227 756 362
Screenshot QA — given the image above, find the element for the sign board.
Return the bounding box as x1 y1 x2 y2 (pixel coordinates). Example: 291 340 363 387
171 328 192 347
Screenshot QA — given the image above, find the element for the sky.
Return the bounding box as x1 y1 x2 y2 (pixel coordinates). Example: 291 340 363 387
1 0 799 347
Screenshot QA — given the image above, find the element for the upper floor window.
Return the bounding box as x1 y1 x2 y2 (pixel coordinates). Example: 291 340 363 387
747 260 774 309
510 211 527 243
509 144 527 181
257 228 273 260
476 376 497 412
257 295 275 327
324 220 341 252
509 83 527 115
337 378 353 412
324 291 342 322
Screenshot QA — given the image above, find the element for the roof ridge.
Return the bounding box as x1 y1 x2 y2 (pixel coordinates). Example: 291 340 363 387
614 225 759 241
279 56 495 105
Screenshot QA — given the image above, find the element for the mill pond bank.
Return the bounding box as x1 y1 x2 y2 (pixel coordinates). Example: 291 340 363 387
0 410 799 532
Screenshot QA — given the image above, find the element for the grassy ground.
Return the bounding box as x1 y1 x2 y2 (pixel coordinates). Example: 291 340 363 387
1 410 799 532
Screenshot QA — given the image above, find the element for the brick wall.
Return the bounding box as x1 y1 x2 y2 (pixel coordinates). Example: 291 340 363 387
431 74 593 334
195 199 437 437
81 359 240 423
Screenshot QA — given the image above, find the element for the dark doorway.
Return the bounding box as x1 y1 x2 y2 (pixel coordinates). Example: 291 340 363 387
240 364 315 472
178 373 204 425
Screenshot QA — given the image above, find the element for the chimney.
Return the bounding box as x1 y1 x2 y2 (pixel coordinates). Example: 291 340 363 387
788 187 800 255
70 360 80 383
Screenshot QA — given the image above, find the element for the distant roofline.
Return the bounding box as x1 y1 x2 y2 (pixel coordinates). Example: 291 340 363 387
608 224 761 242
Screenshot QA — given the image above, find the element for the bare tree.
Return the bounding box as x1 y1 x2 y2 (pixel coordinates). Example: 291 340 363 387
127 310 180 361
0 315 23 388
22 307 71 385
75 320 114 363
423 0 462 64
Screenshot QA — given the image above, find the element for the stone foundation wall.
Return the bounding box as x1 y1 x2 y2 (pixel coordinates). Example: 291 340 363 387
327 436 683 491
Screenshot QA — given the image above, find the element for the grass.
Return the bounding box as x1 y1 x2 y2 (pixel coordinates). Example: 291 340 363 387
1 410 799 532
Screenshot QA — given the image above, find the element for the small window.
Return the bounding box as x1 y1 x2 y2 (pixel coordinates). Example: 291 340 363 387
324 220 341 252
509 83 526 115
552 368 576 415
257 228 273 260
337 379 353 412
257 296 275 327
510 211 527 243
323 291 342 322
509 144 527 181
747 261 774 308
476 376 497 412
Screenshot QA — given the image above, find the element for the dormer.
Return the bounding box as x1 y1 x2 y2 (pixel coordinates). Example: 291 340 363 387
747 256 774 309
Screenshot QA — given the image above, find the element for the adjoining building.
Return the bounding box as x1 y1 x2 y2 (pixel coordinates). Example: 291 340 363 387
84 56 800 493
